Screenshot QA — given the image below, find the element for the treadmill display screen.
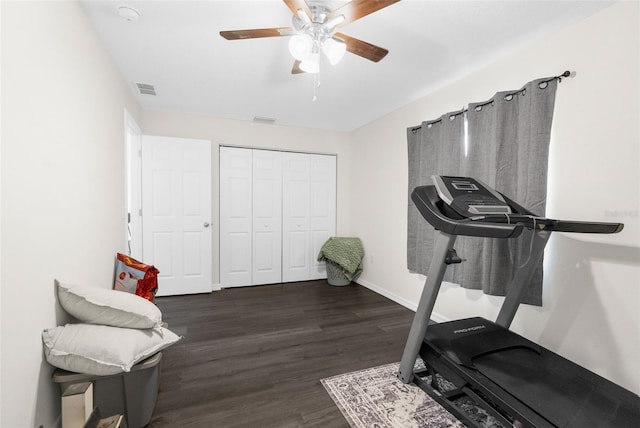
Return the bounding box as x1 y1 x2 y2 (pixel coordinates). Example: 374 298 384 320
451 181 479 191
432 175 512 217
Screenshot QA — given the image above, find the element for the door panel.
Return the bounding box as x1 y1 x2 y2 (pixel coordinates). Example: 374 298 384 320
182 171 202 215
289 231 309 269
151 232 173 277
183 232 203 275
142 136 212 296
252 150 282 285
220 147 253 287
282 152 310 282
229 232 251 271
309 154 337 279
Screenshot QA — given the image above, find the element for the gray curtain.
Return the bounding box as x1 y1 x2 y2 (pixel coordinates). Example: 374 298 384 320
407 77 558 306
407 111 464 275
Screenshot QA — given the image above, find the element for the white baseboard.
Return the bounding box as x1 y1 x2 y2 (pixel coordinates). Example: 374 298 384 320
355 278 417 311
212 283 222 291
355 278 450 323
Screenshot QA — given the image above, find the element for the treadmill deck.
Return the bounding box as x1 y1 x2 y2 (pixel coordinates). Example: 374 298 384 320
420 318 640 428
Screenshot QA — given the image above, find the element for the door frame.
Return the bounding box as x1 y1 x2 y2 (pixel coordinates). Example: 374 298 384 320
124 109 142 258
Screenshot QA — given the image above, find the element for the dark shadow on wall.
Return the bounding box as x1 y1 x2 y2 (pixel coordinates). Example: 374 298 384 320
34 360 60 428
34 280 77 428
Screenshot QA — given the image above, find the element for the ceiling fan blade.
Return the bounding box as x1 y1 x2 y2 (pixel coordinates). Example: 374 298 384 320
283 0 312 19
335 33 389 62
328 0 400 26
220 27 292 40
291 60 305 74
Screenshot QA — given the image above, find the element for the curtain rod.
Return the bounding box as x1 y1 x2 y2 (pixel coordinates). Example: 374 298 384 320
410 71 574 133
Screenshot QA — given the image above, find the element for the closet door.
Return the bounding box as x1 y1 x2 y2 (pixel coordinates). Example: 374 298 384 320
221 148 337 286
219 147 253 287
252 150 282 285
309 154 337 279
282 152 311 282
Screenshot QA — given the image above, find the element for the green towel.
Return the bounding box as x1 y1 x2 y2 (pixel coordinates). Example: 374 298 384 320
317 237 364 281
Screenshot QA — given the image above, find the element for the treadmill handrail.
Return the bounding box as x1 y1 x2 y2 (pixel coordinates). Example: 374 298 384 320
411 186 526 238
411 185 624 237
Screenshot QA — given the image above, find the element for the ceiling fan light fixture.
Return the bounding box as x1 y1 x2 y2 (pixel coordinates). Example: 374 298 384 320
300 52 320 74
220 0 398 78
289 34 313 61
322 37 346 65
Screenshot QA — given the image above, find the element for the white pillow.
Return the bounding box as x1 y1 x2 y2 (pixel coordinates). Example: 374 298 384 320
56 280 162 329
42 324 180 375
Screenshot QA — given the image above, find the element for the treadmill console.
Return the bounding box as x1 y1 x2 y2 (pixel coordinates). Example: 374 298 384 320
432 175 511 218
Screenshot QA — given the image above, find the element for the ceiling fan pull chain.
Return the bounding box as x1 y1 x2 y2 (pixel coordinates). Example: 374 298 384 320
313 72 320 101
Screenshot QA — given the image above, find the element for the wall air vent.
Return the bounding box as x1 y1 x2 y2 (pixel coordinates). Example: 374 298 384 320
253 116 276 125
135 82 156 96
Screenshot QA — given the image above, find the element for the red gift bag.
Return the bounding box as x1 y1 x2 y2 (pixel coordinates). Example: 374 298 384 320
114 253 159 302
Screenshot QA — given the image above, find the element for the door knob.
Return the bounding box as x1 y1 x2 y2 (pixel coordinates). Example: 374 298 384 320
204 222 211 228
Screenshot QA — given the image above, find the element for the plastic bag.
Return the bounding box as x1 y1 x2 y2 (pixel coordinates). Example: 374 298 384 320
114 253 159 302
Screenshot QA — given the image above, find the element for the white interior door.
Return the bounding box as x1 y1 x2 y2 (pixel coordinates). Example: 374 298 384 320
252 150 282 285
282 152 311 282
219 147 253 287
309 154 337 279
141 136 212 296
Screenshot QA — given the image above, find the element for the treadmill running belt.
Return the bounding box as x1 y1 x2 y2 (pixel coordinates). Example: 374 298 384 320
474 347 640 427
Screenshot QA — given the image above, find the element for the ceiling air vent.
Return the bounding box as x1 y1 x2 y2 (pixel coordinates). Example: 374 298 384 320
135 82 156 96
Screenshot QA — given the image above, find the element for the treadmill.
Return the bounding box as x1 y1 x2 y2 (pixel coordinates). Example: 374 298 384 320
398 176 639 428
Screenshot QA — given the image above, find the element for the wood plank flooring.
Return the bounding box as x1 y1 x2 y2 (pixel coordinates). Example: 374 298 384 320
148 280 415 427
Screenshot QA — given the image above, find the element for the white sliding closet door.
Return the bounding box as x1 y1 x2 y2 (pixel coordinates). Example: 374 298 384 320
282 153 336 281
252 150 282 285
220 147 253 287
282 152 311 282
309 154 337 279
220 147 336 287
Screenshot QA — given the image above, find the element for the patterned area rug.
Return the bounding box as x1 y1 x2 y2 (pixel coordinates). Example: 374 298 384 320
321 362 465 428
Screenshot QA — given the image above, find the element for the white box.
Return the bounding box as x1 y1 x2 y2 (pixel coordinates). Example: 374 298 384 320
61 382 93 428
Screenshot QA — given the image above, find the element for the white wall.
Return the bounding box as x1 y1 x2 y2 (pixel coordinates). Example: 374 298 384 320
140 111 352 286
350 1 640 394
1 2 141 427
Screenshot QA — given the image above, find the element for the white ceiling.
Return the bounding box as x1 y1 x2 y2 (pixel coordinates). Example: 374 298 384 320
81 0 614 132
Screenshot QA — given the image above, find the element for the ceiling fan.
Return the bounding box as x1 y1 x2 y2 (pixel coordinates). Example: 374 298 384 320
220 0 400 74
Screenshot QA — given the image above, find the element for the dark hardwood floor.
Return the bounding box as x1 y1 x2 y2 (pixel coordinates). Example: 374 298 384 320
148 280 415 427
